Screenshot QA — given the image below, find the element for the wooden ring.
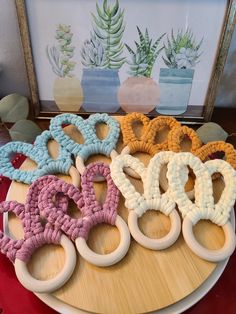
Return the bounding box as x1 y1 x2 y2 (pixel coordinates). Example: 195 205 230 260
75 150 117 182
69 166 81 187
75 216 130 267
14 235 77 293
182 216 236 262
128 209 181 250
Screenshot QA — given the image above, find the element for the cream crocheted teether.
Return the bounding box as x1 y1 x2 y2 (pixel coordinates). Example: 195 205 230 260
110 151 181 250
167 152 236 262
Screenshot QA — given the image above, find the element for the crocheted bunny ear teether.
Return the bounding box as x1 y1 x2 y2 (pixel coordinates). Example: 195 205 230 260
0 130 80 186
167 152 236 262
110 152 181 250
0 176 76 293
39 164 130 267
120 112 180 179
50 113 120 181
76 162 130 265
195 141 236 170
168 125 202 153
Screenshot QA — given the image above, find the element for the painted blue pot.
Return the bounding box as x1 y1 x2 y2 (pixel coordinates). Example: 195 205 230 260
81 68 120 113
156 68 194 115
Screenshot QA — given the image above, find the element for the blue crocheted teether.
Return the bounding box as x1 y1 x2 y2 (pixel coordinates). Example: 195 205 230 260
50 113 120 160
0 130 73 185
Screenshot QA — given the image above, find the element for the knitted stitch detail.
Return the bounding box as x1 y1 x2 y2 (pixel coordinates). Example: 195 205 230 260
50 113 120 161
167 152 236 226
0 176 63 263
195 141 236 170
168 125 202 153
38 162 119 241
0 130 73 184
110 152 176 217
121 112 180 155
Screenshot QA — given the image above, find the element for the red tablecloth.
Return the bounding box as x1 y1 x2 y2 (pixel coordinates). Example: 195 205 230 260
0 155 235 314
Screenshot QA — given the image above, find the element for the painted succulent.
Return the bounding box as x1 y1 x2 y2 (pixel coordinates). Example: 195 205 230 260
125 27 165 77
91 0 125 69
163 29 203 69
81 33 106 67
46 24 76 77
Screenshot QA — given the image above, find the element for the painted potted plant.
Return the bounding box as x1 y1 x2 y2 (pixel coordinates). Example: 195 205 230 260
118 27 165 113
156 29 203 115
81 0 125 113
46 24 83 112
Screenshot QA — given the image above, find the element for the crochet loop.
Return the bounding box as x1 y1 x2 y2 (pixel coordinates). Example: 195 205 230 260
38 162 120 241
50 113 120 161
0 130 73 184
167 152 236 226
168 125 202 153
110 152 176 217
195 141 236 170
0 175 64 263
121 112 180 155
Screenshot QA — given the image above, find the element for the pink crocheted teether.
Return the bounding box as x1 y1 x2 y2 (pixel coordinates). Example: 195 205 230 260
0 176 76 293
39 163 130 267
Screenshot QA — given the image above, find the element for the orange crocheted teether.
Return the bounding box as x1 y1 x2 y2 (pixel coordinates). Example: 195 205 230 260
121 112 181 155
168 125 202 153
195 141 236 170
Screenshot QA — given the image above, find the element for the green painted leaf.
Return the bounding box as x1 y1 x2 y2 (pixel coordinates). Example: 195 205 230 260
111 0 119 16
96 3 109 21
109 17 124 34
110 9 124 26
0 94 29 123
111 49 124 59
92 13 108 30
109 56 126 63
103 0 110 16
93 26 107 40
9 119 42 143
125 44 135 55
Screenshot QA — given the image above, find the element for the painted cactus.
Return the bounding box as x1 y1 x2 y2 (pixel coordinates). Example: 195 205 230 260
81 0 125 112
46 24 76 77
126 27 165 77
118 27 165 113
91 0 125 69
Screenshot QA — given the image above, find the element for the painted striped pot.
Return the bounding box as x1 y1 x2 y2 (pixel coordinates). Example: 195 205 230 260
156 68 194 115
81 68 120 113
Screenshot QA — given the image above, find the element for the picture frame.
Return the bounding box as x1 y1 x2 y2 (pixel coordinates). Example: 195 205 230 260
15 0 236 122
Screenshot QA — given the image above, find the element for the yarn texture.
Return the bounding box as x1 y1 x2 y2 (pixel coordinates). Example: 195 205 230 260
110 151 176 217
50 113 120 161
167 152 236 226
0 130 73 184
121 112 180 155
38 162 120 241
0 176 64 263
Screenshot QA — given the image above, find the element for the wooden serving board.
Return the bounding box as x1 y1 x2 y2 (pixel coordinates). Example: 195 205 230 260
6 116 228 314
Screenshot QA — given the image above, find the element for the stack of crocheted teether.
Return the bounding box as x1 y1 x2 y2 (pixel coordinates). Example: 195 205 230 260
0 111 236 294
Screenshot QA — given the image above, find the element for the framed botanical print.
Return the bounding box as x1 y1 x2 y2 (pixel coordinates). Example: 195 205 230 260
16 0 236 122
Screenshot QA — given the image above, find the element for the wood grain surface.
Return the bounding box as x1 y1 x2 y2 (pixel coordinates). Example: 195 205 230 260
7 116 227 314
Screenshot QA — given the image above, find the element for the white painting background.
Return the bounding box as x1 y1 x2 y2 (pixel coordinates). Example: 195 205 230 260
26 0 227 107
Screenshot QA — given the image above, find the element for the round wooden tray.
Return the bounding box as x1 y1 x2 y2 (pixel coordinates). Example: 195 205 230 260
5 116 233 314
